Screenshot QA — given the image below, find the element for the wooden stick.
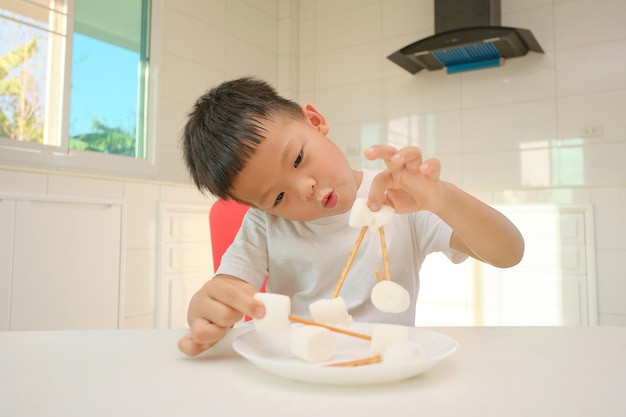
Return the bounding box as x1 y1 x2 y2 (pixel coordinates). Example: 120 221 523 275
327 355 381 367
331 226 368 298
288 315 371 341
378 226 391 281
374 270 384 282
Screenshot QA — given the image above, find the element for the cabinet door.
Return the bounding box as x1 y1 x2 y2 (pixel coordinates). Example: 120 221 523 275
158 203 213 329
10 199 123 330
480 205 596 326
0 199 15 331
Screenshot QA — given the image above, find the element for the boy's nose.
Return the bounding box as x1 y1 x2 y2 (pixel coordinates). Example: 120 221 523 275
297 178 316 201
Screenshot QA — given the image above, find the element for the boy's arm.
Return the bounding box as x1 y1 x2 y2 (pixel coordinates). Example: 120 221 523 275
178 275 265 356
435 182 524 267
364 145 524 268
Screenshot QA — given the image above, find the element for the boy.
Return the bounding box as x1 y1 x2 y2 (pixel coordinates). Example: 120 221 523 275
178 77 524 356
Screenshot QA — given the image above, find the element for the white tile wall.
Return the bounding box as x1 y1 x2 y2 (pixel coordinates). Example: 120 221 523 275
462 99 557 153
382 0 433 38
165 0 227 30
554 0 626 48
163 9 227 71
225 35 278 83
314 3 381 52
556 39 626 97
229 1 278 51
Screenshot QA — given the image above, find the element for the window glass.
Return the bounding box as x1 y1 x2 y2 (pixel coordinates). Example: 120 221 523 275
0 0 66 145
69 0 150 158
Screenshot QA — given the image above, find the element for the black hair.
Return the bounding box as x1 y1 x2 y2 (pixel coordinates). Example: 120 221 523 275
181 77 303 201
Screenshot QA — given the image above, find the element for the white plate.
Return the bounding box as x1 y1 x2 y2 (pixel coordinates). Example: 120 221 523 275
232 322 458 385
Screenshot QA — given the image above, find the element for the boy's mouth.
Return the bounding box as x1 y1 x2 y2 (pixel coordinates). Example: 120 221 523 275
323 191 338 209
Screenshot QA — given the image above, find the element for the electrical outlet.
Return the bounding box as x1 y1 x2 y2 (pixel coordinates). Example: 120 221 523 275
579 125 603 138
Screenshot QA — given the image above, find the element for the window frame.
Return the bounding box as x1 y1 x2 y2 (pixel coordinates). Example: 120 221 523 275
0 0 157 179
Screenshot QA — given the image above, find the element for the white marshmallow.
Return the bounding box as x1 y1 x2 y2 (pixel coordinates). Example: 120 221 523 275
349 198 395 230
370 324 410 356
370 280 410 313
290 325 336 363
252 293 291 333
309 297 353 326
382 341 424 364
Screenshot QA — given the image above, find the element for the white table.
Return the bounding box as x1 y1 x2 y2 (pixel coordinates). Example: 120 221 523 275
1 326 625 417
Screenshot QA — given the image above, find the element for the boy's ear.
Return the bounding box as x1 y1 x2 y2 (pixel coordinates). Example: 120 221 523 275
301 104 329 135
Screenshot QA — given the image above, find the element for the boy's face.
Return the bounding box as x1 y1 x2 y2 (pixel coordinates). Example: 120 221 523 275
231 104 361 222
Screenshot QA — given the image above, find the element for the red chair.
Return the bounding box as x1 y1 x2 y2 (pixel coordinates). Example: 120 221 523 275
209 199 252 271
209 200 267 320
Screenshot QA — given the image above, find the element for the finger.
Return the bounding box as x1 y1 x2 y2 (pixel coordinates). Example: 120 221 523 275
178 333 213 356
196 296 245 328
393 147 423 172
420 157 441 180
212 278 266 320
363 144 399 162
178 316 228 356
190 316 229 345
367 170 393 212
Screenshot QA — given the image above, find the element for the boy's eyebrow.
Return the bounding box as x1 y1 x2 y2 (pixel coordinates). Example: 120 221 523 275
257 138 294 210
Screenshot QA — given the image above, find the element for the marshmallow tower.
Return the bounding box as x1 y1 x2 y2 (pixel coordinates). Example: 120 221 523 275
370 280 411 313
370 324 410 356
290 325 336 363
348 198 395 230
309 297 353 326
252 293 291 332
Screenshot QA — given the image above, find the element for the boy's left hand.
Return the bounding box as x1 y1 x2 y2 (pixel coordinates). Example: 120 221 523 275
364 145 447 214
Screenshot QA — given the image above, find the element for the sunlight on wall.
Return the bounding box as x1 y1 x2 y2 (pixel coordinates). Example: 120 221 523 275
360 122 383 170
520 139 585 187
413 204 597 327
416 252 476 326
386 116 416 149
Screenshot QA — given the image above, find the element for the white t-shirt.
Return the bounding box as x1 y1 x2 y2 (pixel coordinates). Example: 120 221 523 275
216 169 467 325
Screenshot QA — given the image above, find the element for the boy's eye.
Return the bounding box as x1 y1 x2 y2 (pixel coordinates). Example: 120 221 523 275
273 192 284 207
294 150 302 168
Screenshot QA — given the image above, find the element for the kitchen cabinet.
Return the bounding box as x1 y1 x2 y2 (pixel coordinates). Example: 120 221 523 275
157 202 214 329
0 199 15 330
0 194 124 330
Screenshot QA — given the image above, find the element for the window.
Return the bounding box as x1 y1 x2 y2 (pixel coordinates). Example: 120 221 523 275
0 0 153 176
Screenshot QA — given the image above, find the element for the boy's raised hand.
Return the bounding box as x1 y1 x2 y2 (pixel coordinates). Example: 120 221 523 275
364 145 447 214
177 275 265 356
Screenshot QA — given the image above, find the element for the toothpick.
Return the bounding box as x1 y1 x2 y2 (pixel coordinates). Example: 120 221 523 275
288 315 371 341
375 270 384 282
332 226 368 298
378 226 391 281
327 355 382 367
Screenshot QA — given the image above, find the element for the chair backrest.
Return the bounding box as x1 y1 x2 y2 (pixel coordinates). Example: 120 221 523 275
209 199 266 321
208 199 251 271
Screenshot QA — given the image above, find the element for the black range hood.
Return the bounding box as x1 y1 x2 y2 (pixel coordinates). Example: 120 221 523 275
387 0 544 74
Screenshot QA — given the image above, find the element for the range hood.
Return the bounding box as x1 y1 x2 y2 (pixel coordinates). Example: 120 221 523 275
387 0 543 74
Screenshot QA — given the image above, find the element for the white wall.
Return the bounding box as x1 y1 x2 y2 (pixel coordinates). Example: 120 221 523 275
297 0 626 325
1 0 624 328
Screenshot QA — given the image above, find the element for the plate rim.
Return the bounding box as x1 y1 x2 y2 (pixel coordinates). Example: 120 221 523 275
232 322 458 386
